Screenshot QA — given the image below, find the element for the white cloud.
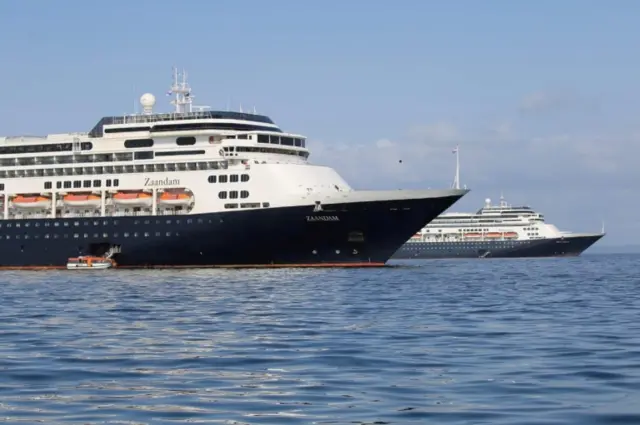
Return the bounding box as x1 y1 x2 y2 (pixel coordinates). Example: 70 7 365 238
492 121 513 139
520 91 556 112
375 138 395 148
407 121 458 144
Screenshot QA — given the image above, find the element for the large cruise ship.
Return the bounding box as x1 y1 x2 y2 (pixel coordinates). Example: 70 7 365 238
392 147 604 259
0 68 468 269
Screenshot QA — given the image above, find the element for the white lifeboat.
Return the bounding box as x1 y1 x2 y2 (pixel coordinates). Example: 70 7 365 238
112 191 153 207
12 195 51 209
63 193 101 208
158 190 193 207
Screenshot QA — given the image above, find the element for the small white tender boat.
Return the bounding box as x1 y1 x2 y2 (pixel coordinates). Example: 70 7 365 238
66 256 114 270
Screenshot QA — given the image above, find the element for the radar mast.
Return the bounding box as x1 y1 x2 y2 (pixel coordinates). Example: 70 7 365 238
169 67 193 114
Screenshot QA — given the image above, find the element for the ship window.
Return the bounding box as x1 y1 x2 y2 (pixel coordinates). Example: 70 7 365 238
258 134 269 144
106 179 112 187
83 180 91 188
281 137 294 146
295 138 301 147
218 191 227 199
224 203 238 209
73 181 81 188
81 142 93 151
134 151 154 160
207 175 217 183
114 179 119 187
93 180 101 187
230 174 239 183
0 142 72 155
263 202 270 207
176 136 196 146
44 181 52 189
241 174 249 182
240 202 260 208
64 181 71 189
124 138 154 148
240 190 249 199
270 135 280 144
229 191 238 199
219 175 228 183
56 182 62 189
155 150 205 156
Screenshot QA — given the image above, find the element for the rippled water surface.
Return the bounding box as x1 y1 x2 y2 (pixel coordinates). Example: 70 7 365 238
1 254 640 424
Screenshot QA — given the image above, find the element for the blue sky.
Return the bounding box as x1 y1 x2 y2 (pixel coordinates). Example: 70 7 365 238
0 0 638 246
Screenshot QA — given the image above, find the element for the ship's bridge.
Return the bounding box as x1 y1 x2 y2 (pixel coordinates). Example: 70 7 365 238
89 110 282 138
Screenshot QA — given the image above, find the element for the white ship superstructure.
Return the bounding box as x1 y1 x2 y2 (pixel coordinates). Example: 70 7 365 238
410 195 572 243
0 69 320 220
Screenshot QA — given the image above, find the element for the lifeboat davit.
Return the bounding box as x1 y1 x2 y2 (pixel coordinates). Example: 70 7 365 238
63 193 101 208
112 191 153 207
12 195 51 209
158 190 193 207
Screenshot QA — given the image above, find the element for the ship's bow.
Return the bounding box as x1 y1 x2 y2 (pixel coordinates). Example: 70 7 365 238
294 188 469 265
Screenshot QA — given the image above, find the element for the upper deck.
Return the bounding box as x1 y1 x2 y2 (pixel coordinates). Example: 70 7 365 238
88 110 281 138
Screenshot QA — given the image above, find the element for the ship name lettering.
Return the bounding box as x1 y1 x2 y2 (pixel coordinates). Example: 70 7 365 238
306 215 340 222
144 177 180 186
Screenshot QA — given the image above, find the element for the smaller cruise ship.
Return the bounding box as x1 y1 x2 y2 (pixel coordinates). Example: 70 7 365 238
392 147 605 259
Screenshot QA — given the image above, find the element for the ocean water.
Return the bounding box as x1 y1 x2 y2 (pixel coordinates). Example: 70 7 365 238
1 254 639 424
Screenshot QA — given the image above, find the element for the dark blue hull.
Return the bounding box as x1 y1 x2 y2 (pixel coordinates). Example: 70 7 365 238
392 234 604 259
0 194 465 268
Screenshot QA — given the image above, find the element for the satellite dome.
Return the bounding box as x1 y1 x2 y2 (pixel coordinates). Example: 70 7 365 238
485 198 491 204
140 93 156 107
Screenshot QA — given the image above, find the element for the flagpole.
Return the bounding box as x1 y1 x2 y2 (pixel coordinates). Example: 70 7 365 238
453 145 460 190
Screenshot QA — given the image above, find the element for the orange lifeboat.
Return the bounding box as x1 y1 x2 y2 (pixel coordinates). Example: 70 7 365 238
464 233 482 238
12 195 51 209
486 232 503 239
63 193 101 208
112 191 153 207
504 232 518 239
157 190 193 207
